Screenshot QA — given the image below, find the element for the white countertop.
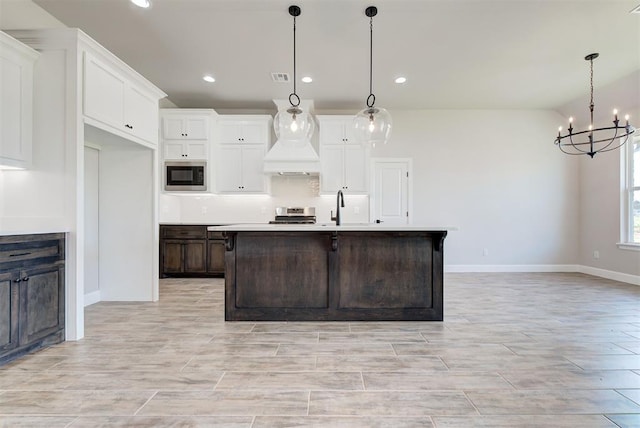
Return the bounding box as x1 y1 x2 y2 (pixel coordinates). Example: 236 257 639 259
207 223 456 232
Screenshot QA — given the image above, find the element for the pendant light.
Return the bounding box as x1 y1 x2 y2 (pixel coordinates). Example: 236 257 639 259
555 53 635 157
353 6 392 147
273 5 314 145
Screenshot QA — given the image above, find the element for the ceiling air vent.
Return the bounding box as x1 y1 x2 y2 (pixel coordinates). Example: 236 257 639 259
271 72 290 83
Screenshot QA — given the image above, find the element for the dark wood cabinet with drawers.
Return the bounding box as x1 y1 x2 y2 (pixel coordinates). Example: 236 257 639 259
0 233 65 364
160 225 225 277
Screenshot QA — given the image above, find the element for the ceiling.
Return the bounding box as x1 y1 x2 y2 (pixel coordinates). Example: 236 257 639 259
30 0 640 112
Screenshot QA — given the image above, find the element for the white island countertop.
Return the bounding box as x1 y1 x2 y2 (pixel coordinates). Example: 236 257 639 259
207 224 456 232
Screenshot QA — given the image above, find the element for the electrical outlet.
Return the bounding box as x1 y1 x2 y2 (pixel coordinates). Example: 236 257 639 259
482 248 489 256
354 206 360 214
261 207 267 214
593 250 600 259
201 206 207 214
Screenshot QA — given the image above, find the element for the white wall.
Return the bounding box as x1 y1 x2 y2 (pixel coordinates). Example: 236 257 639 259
578 107 640 278
165 109 580 268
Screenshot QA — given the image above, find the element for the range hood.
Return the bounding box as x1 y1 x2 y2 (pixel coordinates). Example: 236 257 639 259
263 100 321 175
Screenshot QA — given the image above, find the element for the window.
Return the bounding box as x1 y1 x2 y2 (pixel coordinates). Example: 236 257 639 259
621 135 640 247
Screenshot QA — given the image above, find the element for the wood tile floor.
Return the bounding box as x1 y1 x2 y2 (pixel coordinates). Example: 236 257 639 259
1 273 639 427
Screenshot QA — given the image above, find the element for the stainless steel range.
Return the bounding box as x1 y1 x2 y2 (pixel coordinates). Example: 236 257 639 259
269 207 316 224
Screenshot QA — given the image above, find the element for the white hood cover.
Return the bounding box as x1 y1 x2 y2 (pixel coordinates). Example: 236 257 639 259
264 100 321 175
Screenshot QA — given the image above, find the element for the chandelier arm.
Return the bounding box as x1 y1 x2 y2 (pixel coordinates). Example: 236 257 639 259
566 133 593 155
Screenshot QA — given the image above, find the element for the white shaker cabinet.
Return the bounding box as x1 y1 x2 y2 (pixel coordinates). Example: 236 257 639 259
0 32 39 169
215 115 270 194
161 110 214 160
84 53 159 146
317 115 369 194
216 146 266 193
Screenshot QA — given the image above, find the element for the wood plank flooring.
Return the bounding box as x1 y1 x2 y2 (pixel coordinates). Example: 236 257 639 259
0 273 639 427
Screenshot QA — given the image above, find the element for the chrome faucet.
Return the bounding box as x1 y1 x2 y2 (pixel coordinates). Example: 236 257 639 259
331 190 345 226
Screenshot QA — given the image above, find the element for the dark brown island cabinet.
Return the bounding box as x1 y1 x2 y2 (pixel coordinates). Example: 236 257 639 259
159 225 225 277
0 233 65 365
220 228 448 321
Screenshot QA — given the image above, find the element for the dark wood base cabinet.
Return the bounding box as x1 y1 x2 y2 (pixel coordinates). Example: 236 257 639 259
223 230 447 321
160 225 225 277
0 233 65 365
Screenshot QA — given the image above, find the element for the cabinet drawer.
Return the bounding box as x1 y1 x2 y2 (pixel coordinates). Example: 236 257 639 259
208 231 225 240
161 225 207 239
0 235 64 266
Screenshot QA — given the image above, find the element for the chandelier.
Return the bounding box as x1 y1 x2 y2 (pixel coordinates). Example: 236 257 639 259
353 6 392 147
273 5 314 144
555 53 635 158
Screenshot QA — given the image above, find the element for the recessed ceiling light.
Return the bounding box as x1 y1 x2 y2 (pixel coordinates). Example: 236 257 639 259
395 77 407 84
301 76 313 83
203 75 215 83
131 0 150 8
631 4 640 13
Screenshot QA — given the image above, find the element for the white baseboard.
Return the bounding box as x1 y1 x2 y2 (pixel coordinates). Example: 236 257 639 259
445 264 578 273
577 265 640 286
84 290 101 307
445 264 639 286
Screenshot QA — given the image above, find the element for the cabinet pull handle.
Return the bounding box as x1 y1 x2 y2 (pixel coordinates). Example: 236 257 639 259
9 252 31 257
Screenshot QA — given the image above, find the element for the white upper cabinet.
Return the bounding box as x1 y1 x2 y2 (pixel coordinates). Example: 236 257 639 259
161 110 214 160
0 32 39 169
317 115 369 194
219 117 270 145
215 115 271 193
83 53 160 146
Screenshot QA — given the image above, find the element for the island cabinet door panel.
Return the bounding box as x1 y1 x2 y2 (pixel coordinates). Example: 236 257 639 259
0 273 19 353
19 264 64 345
207 241 225 274
234 233 329 308
336 233 433 309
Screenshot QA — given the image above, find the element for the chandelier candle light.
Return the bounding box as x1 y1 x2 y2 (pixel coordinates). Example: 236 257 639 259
555 53 635 158
273 5 314 144
353 6 392 147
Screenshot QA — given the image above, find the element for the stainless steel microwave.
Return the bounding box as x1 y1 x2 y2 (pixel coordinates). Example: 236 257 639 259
165 161 207 191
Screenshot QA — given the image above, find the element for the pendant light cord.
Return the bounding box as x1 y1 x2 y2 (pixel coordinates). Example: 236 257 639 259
289 13 300 108
366 13 376 108
589 56 594 127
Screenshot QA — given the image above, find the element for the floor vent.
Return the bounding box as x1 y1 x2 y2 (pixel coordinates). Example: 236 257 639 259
271 72 290 83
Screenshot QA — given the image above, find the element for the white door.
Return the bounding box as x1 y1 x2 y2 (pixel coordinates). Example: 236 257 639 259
84 146 100 304
371 159 411 225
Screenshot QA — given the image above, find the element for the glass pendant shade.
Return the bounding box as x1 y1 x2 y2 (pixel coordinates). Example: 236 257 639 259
353 106 392 147
274 106 314 146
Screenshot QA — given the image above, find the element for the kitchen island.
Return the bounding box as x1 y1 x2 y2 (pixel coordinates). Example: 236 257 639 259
207 224 450 321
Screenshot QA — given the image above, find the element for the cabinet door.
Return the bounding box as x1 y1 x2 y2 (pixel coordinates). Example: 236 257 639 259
207 241 226 274
183 241 206 273
240 122 267 145
19 263 64 345
319 120 347 144
164 142 187 160
320 145 345 193
343 145 368 192
162 241 184 273
216 146 243 192
185 142 208 159
184 118 208 140
125 85 158 144
84 54 125 131
0 55 26 166
0 272 19 354
163 117 186 139
219 122 243 144
240 146 266 192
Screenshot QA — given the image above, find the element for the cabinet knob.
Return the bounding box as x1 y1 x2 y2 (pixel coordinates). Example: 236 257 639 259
22 277 29 282
14 278 21 283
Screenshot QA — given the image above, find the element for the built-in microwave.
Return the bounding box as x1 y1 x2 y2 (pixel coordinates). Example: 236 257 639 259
165 161 207 191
